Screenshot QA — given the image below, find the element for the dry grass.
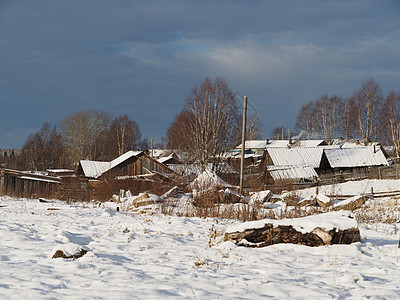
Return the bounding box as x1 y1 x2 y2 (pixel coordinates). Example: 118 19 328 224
355 197 400 232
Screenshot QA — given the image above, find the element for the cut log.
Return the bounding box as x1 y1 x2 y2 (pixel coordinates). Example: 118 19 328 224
315 194 333 208
131 193 159 207
224 211 360 247
161 186 180 199
333 195 368 211
282 194 300 206
249 190 272 205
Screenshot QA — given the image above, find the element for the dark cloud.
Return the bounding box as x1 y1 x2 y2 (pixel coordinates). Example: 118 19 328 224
0 0 399 148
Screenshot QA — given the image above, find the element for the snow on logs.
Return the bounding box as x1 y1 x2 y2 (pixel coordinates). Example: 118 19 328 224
224 211 360 247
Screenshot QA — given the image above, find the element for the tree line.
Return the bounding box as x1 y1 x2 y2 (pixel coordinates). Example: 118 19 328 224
18 112 146 170
3 77 399 172
294 78 400 156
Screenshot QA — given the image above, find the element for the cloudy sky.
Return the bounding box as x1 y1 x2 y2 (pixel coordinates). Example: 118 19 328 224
1 0 399 148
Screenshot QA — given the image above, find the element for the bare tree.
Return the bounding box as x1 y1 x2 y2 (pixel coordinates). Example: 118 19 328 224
60 110 112 165
349 78 385 145
167 110 194 151
167 77 240 171
296 95 346 143
246 114 263 140
97 114 142 160
295 101 319 139
20 123 64 170
384 90 400 156
316 95 345 144
271 126 288 140
342 97 357 141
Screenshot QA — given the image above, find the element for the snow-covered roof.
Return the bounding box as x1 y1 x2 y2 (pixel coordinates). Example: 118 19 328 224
79 161 111 179
222 152 262 159
324 147 389 168
266 140 291 148
80 151 144 178
149 149 172 158
46 169 74 173
19 176 61 184
110 151 143 169
341 142 381 148
157 153 179 164
267 165 319 181
295 140 326 147
236 139 296 149
235 140 268 149
266 147 324 168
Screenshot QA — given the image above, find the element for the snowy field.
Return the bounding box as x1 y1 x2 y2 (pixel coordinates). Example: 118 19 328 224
1 181 400 299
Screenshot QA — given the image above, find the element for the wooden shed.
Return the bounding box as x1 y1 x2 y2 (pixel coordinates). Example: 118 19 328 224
0 168 61 198
74 151 178 200
319 146 389 180
77 151 176 180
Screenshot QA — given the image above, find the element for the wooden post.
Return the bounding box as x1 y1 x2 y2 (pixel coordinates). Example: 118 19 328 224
239 96 248 195
0 169 4 195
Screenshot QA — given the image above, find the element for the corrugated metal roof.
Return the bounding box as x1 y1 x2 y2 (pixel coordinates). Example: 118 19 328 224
324 147 388 168
267 165 319 181
266 147 324 168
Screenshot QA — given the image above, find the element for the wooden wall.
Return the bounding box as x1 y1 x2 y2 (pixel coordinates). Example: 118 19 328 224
0 169 61 198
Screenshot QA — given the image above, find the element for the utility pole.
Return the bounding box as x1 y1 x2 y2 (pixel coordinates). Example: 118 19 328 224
239 96 248 195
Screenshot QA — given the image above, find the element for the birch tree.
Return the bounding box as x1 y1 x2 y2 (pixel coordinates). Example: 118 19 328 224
349 78 384 145
60 110 112 165
246 114 263 140
295 101 319 139
167 77 240 172
317 95 345 144
97 114 142 160
384 90 400 156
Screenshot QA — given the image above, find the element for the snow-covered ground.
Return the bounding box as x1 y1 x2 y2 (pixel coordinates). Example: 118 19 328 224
1 180 400 298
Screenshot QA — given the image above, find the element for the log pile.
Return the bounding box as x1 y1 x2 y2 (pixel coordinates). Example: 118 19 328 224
224 212 360 247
